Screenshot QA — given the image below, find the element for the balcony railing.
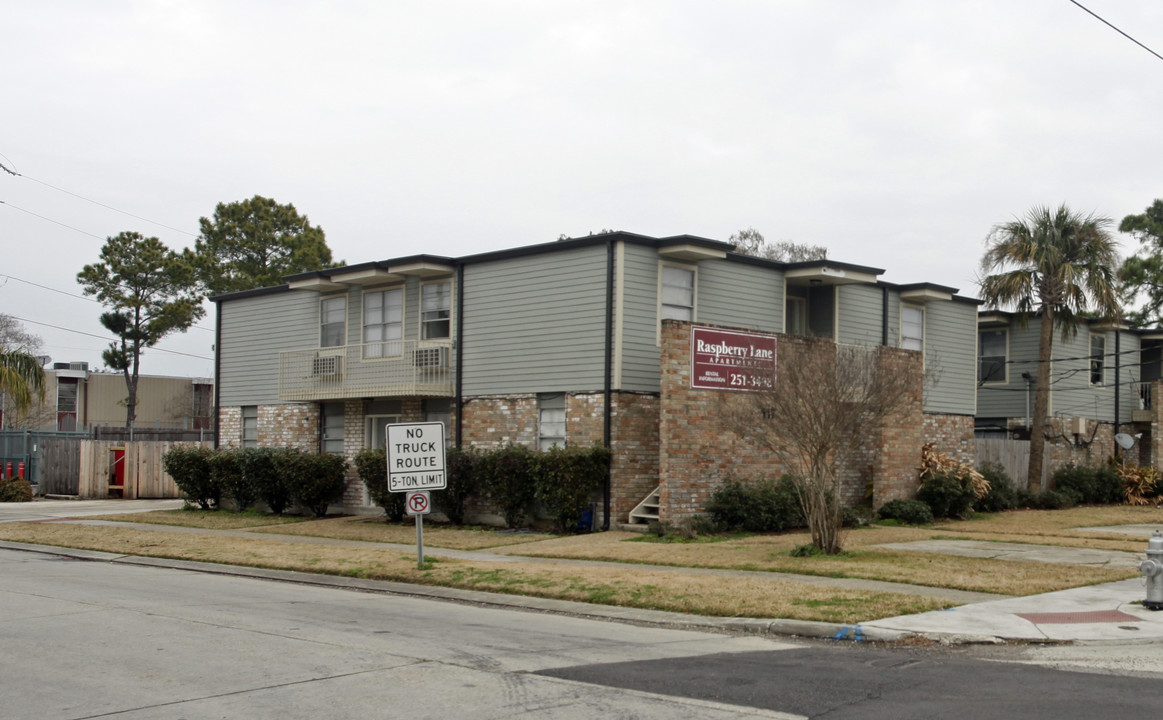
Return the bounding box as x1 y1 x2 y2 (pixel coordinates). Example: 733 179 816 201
1133 381 1154 423
278 340 454 402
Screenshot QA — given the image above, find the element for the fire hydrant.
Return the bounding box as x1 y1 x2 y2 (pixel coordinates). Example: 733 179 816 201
1139 531 1163 611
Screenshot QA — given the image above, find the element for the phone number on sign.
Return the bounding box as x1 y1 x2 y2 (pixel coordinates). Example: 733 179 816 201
730 373 773 389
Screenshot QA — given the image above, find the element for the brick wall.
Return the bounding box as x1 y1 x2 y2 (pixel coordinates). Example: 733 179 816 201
218 406 241 449
1043 416 1116 476
610 392 660 521
923 413 976 466
342 398 367 507
870 348 924 507
658 321 784 520
258 404 319 450
460 394 538 448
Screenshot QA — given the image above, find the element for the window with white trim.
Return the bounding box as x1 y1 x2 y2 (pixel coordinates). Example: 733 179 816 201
321 402 344 455
421 281 451 339
901 305 924 352
1090 334 1105 386
363 288 403 358
978 329 1007 383
320 296 346 348
660 265 695 321
241 406 258 449
538 393 566 450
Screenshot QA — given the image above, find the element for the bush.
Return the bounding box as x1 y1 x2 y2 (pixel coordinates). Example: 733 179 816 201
917 472 977 519
434 446 480 525
162 445 218 510
353 448 406 521
705 476 804 533
240 448 292 515
0 477 33 502
974 462 1017 513
284 451 347 518
1052 463 1124 505
1032 489 1077 510
480 444 535 528
209 449 253 512
532 445 610 534
876 498 933 525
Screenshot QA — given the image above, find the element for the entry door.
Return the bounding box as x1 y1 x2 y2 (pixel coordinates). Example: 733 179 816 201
363 415 401 506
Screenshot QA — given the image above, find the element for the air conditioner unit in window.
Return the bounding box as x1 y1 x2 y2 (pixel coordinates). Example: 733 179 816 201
412 347 447 369
312 355 343 378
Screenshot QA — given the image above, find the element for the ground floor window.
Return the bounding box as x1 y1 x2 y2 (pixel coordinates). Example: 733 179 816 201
538 393 566 450
241 406 258 448
365 414 402 450
321 402 344 455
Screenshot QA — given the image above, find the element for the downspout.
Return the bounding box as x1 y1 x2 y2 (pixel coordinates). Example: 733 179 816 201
455 262 465 450
602 238 614 530
213 300 222 450
1114 329 1121 457
881 286 889 346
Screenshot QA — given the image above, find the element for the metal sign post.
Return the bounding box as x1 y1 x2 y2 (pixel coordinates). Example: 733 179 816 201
387 423 445 569
406 490 431 568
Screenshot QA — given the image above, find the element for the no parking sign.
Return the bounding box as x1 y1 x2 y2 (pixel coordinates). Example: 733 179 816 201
406 491 431 516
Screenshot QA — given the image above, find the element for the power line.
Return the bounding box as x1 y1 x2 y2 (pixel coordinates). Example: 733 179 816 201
21 174 197 238
1067 0 1163 63
0 199 106 239
8 315 214 361
0 274 215 333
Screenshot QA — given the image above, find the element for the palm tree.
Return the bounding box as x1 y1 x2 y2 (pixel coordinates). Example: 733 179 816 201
979 205 1121 491
0 350 47 420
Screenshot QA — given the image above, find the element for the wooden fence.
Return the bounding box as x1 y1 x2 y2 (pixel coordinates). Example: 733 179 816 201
40 439 209 499
975 438 1051 487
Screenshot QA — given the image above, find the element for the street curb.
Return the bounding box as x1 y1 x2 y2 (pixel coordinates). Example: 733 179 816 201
0 539 931 644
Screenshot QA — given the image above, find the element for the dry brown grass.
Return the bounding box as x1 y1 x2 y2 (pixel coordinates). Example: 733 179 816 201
253 516 560 550
500 528 1133 595
0 522 948 623
84 510 308 530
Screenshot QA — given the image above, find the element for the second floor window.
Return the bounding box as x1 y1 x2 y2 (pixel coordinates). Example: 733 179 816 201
320 297 346 348
901 305 923 352
364 288 403 358
421 282 451 339
661 265 695 321
1091 334 1105 385
978 329 1007 383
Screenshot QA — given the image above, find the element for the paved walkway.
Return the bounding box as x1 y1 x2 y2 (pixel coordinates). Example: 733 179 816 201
3 498 1163 644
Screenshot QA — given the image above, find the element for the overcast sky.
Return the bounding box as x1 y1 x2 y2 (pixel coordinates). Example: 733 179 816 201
3 0 1161 379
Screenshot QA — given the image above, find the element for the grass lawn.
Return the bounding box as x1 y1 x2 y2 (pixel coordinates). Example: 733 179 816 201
253 516 558 550
0 521 950 624
84 509 309 530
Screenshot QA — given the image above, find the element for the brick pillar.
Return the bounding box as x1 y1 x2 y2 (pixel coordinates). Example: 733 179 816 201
871 348 924 508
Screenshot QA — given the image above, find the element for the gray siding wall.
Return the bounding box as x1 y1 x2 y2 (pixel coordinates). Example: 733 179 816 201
976 319 1041 421
923 300 977 415
618 243 663 393
1049 327 1139 423
461 245 608 395
219 291 318 406
837 284 885 346
697 261 783 333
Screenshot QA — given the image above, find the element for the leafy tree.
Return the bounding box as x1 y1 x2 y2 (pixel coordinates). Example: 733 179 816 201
192 195 335 295
0 314 44 355
978 205 1121 491
77 232 204 428
1118 199 1163 327
729 227 827 262
0 350 46 417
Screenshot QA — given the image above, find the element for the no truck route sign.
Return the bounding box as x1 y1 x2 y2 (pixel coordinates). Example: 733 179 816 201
387 422 447 492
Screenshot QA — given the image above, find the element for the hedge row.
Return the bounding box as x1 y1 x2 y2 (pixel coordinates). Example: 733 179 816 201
353 443 610 533
162 446 347 517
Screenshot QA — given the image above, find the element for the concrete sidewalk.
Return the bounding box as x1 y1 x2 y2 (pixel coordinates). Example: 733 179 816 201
3 498 1162 645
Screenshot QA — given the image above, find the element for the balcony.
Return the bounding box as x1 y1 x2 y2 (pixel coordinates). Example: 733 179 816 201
1133 381 1154 424
278 340 454 402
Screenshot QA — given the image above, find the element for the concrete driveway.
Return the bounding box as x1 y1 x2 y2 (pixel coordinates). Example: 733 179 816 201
0 498 184 523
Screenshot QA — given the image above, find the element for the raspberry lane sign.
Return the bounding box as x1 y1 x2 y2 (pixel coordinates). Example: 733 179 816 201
690 326 777 391
387 422 447 492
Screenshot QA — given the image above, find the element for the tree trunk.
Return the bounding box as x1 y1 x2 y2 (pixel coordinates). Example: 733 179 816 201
1027 310 1055 492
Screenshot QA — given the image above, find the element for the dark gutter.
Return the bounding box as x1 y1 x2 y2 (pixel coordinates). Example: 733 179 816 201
882 286 889 346
213 301 222 450
209 284 292 303
455 262 465 450
1114 329 1121 456
602 238 614 531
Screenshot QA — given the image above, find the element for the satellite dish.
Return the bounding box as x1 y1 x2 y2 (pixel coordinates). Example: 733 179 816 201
35 355 51 367
1115 433 1136 450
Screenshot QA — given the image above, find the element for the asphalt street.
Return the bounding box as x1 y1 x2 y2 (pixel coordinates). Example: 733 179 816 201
5 546 1163 719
